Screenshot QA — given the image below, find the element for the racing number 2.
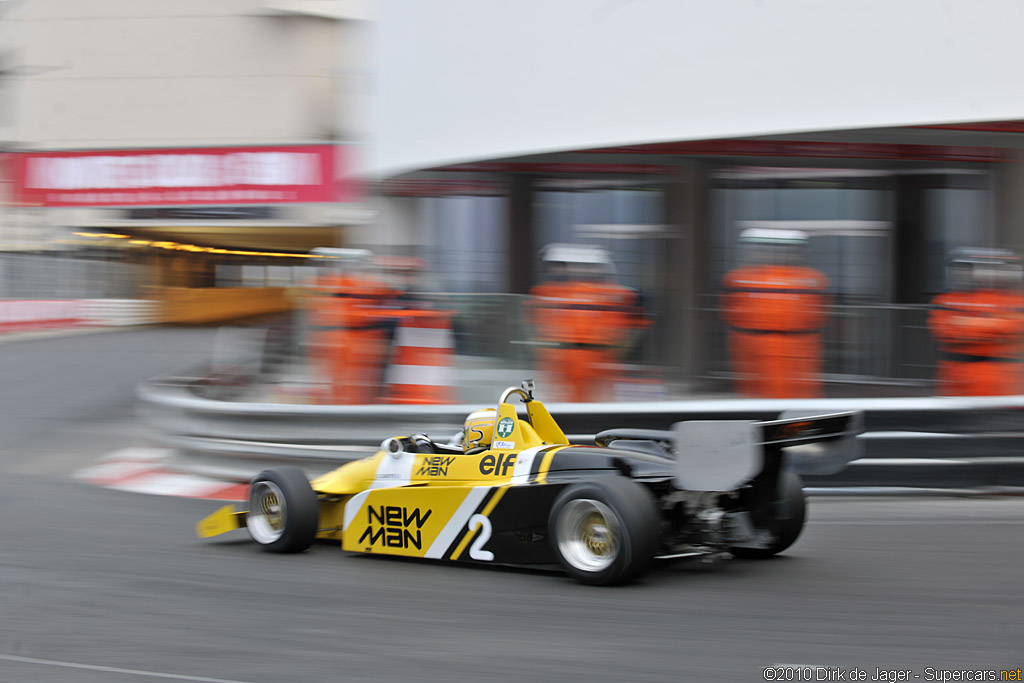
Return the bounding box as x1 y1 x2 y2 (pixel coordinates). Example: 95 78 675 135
467 514 493 561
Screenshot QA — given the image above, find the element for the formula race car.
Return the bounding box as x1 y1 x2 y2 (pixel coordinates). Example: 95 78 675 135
197 381 863 585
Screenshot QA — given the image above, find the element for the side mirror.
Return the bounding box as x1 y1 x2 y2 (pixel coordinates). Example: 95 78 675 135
521 379 535 398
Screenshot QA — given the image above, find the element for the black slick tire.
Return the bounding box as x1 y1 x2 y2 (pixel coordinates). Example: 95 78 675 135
731 470 806 559
548 477 660 586
246 466 319 553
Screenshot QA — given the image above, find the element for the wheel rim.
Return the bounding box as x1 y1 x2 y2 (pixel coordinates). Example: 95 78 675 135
247 480 286 544
556 498 620 573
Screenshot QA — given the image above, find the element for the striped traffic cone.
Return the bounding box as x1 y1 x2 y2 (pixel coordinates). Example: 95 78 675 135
383 310 456 404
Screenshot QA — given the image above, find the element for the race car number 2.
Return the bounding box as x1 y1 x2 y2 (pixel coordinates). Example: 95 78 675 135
466 514 493 561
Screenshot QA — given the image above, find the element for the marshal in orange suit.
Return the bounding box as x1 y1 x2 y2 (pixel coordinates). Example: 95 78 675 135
721 229 830 398
528 244 647 402
308 249 402 405
929 248 1024 396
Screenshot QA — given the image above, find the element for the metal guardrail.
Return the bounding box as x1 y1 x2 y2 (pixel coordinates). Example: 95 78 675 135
698 298 941 385
137 372 1024 489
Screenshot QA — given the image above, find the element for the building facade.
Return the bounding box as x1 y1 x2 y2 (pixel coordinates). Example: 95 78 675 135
365 0 1024 396
0 0 370 303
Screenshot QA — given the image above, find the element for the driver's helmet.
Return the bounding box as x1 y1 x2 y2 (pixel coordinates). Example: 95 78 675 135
462 408 497 453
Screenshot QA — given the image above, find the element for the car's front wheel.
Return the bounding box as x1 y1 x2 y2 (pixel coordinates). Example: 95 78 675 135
549 477 660 586
246 466 319 553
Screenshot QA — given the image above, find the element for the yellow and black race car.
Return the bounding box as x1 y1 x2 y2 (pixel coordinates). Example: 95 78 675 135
197 382 862 585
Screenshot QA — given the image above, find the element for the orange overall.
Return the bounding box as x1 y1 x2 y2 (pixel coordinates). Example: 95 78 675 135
929 289 1024 396
721 265 830 398
529 281 646 402
310 274 400 404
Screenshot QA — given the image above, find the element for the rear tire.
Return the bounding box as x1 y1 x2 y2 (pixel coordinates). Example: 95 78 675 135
549 477 660 585
246 466 319 553
731 470 806 559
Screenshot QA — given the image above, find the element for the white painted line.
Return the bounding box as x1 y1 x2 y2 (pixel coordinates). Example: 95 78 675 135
849 458 965 466
848 456 1024 466
74 460 163 484
76 450 249 501
804 486 985 497
861 431 968 439
202 439 370 452
0 652 256 683
94 447 174 462
806 524 1024 528
0 326 114 346
107 472 230 498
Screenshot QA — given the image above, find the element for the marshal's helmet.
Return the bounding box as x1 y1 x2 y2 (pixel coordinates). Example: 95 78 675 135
947 247 1023 291
738 228 809 267
539 243 616 283
462 408 496 453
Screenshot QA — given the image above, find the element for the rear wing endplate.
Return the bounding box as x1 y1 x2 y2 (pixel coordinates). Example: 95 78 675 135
596 410 864 491
673 410 863 490
767 410 864 475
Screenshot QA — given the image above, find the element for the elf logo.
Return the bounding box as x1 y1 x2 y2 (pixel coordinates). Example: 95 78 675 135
479 452 517 476
358 505 433 550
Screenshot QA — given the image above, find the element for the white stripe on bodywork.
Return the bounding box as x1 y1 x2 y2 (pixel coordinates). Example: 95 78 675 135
424 486 492 559
509 446 552 485
342 490 372 532
343 452 418 531
369 452 417 489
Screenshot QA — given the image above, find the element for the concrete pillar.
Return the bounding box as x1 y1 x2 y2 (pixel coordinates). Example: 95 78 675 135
663 161 710 392
506 174 535 294
995 149 1024 254
893 174 929 304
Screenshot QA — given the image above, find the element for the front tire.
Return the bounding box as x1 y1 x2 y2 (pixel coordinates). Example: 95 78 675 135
549 477 660 586
246 467 319 553
731 470 806 559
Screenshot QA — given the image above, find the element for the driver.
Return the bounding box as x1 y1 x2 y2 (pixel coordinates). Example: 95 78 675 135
462 408 496 453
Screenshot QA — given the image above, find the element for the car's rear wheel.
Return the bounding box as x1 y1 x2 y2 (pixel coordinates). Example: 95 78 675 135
549 477 660 586
731 470 806 559
246 467 319 553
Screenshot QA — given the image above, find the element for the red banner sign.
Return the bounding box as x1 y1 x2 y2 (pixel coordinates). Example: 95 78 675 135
11 145 350 207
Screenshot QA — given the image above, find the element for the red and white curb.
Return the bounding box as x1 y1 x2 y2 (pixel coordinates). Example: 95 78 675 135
74 447 247 501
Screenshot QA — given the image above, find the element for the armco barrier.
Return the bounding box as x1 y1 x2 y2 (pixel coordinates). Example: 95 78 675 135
136 375 1024 488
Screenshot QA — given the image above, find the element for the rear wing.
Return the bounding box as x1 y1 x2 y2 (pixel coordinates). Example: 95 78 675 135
595 410 864 490
759 410 864 476
760 411 860 448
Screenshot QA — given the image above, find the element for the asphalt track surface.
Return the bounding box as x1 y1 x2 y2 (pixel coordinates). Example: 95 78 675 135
1 328 1022 683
